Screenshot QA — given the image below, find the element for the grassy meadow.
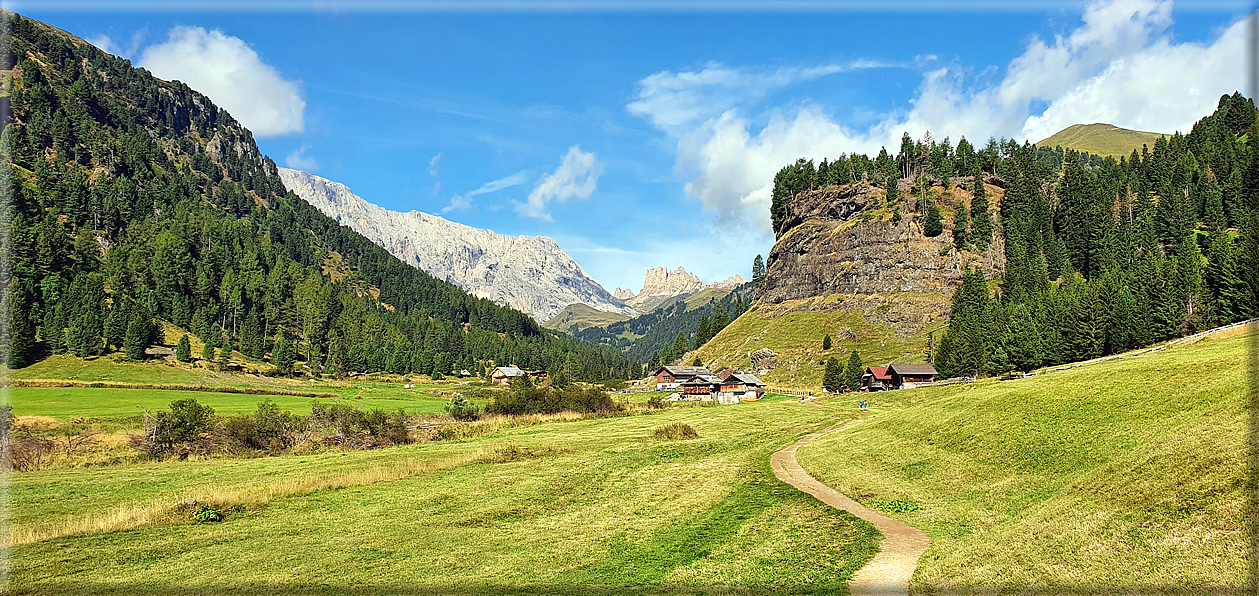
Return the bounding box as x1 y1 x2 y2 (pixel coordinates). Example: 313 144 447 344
9 395 881 595
1036 123 1166 158
693 294 947 391
795 328 1252 592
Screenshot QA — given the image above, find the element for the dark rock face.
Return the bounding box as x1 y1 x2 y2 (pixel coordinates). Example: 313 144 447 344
759 184 1005 312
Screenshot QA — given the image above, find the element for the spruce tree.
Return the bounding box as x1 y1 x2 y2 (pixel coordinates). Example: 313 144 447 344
240 309 263 359
201 334 216 362
272 333 295 374
953 204 970 248
822 334 832 350
922 199 944 237
123 316 148 360
752 254 766 288
176 334 192 362
822 356 842 392
886 174 899 205
843 350 863 391
43 305 65 354
970 167 992 249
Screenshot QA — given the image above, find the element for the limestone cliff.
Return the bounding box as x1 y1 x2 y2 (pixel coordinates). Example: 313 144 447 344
759 180 1005 328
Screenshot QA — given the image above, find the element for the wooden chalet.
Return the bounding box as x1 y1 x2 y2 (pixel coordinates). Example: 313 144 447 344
719 370 767 403
680 374 723 400
886 363 937 389
653 365 714 389
491 366 525 385
861 366 893 392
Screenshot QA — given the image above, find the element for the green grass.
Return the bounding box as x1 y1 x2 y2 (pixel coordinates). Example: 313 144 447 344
6 354 494 420
11 399 880 594
542 303 633 332
1036 123 1166 158
795 328 1251 591
694 294 946 391
7 385 466 420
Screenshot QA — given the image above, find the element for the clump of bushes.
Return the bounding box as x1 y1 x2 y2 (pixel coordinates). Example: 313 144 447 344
654 422 699 440
131 397 413 459
444 394 480 421
486 376 619 416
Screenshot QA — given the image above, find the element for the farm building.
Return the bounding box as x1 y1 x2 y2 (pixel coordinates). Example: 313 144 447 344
719 370 767 403
491 366 525 385
886 363 937 389
680 374 723 400
861 366 893 391
653 365 714 389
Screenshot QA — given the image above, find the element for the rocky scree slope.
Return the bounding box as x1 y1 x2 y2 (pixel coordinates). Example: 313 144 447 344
279 168 636 322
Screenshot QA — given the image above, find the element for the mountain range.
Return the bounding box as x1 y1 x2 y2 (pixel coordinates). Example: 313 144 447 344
277 168 636 323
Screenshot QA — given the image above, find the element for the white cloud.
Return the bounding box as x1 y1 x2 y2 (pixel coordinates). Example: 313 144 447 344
284 145 319 171
86 34 119 56
441 170 531 213
86 29 147 59
516 146 603 221
428 153 442 177
639 0 1249 239
138 26 305 137
628 60 890 136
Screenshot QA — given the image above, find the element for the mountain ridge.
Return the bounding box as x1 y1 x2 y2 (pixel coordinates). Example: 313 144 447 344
278 168 636 323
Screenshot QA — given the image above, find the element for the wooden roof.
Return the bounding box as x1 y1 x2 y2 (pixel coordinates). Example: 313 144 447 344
654 365 714 377
724 371 766 386
888 363 937 376
864 366 891 380
494 366 524 377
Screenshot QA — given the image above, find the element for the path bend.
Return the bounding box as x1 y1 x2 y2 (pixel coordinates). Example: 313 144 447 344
771 421 930 596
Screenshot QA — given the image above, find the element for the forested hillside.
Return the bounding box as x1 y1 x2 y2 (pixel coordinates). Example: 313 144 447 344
935 94 1258 377
574 282 754 365
765 92 1257 379
0 12 638 380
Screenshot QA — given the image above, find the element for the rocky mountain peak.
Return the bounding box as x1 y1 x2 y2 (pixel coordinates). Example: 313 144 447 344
278 168 636 322
639 266 706 298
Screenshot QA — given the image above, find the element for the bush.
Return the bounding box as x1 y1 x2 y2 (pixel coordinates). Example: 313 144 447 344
654 422 699 440
137 398 216 455
309 402 411 448
220 399 301 453
646 394 666 409
444 394 480 421
192 505 224 523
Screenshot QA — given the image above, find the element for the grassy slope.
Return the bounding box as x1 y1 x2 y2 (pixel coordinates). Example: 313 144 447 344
12 397 880 594
682 288 732 310
541 303 633 332
693 294 946 391
7 355 490 420
1036 123 1166 158
796 327 1252 591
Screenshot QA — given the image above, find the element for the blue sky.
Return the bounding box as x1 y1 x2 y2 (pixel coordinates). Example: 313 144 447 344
14 0 1254 293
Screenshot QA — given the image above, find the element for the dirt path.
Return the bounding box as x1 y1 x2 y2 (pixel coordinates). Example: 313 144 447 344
771 421 930 596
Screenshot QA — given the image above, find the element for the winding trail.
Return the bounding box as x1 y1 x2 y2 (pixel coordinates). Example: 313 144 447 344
771 421 930 596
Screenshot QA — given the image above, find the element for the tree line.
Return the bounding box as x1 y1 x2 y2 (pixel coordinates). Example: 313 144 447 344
0 13 638 381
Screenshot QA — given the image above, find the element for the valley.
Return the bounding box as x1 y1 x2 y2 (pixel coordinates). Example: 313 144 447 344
2 5 1257 595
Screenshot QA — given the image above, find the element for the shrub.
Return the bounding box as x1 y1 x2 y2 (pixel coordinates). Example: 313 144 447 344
444 395 480 421
192 505 224 523
221 399 300 453
646 394 666 409
654 422 699 440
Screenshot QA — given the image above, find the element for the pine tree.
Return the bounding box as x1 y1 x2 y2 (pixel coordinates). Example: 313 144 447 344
272 333 295 374
886 174 899 205
752 254 766 288
822 334 832 350
104 300 129 352
922 199 944 237
201 333 216 362
970 167 992 249
953 204 970 248
843 350 863 391
43 304 65 354
176 334 192 362
673 331 690 357
5 280 35 368
123 316 148 360
240 309 263 359
822 356 842 392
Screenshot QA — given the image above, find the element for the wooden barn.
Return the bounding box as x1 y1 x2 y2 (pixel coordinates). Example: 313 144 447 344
491 366 525 385
719 370 767 403
680 374 723 400
861 366 893 391
653 365 714 389
886 363 937 389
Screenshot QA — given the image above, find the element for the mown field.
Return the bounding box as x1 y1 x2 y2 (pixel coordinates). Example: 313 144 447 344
7 354 489 420
9 394 881 595
796 326 1253 592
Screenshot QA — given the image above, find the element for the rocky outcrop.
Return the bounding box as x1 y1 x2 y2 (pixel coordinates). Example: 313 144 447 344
710 274 748 290
613 287 636 301
279 168 636 322
623 266 706 310
759 182 1005 322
